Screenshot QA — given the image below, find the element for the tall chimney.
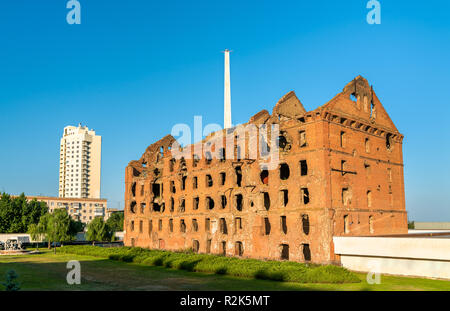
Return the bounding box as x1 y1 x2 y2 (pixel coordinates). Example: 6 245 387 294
224 49 232 129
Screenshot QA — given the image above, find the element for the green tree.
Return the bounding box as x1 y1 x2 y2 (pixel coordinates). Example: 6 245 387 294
105 211 124 232
2 270 20 291
86 217 112 244
30 209 77 248
0 193 48 233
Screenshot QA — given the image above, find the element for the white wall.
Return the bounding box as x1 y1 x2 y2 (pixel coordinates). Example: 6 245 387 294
333 236 450 280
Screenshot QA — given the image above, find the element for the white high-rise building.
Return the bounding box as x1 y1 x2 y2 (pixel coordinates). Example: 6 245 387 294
59 124 102 199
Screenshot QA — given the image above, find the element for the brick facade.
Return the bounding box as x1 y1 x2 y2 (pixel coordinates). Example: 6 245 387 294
124 76 407 264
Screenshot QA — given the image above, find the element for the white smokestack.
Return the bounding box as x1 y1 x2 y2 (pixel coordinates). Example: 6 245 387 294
224 49 232 129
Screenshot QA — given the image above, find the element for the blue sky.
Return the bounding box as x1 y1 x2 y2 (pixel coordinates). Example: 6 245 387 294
0 0 449 221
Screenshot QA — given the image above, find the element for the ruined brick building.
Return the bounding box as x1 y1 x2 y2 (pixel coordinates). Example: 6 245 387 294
124 76 407 264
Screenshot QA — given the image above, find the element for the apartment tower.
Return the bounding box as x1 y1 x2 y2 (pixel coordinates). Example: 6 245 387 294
59 124 102 199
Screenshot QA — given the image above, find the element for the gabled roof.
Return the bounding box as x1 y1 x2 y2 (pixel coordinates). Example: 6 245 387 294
317 76 399 132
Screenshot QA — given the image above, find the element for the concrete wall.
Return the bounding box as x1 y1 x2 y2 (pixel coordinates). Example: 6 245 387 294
414 222 450 230
333 236 450 279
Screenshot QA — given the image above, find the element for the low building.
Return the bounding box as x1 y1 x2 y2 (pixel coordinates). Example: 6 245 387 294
23 195 108 224
414 222 450 230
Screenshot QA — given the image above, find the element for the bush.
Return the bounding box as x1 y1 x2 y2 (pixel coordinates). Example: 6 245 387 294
58 245 360 284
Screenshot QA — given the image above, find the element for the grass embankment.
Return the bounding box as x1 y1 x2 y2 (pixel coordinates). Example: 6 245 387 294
57 245 359 284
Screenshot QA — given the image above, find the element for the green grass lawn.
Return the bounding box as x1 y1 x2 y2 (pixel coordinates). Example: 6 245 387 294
0 250 449 291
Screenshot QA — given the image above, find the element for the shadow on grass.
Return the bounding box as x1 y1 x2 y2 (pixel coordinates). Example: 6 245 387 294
0 254 340 291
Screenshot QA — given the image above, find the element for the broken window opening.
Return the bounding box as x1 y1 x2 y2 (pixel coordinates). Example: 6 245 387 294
180 219 186 233
344 215 350 234
179 198 185 213
179 157 187 172
264 217 271 235
235 194 243 211
170 197 174 212
131 182 136 197
235 166 242 187
235 145 242 160
169 219 173 232
221 195 227 209
365 138 370 153
192 240 200 253
367 190 372 208
148 220 153 234
235 217 242 232
299 130 307 147
350 93 357 102
169 180 176 194
281 216 287 234
342 188 350 206
206 196 215 210
219 148 226 162
278 131 291 152
279 163 290 180
341 160 347 176
193 197 199 210
386 133 393 151
152 182 162 197
235 241 244 256
300 160 308 176
205 151 212 165
302 244 311 261
206 239 212 254
263 192 270 210
159 147 164 158
140 203 146 214
205 218 210 232
281 189 288 207
181 176 187 191
260 136 270 157
280 244 289 260
193 154 200 167
340 131 345 148
302 214 310 235
220 241 226 256
364 162 371 173
153 202 162 212
193 176 198 189
260 168 269 184
169 158 176 172
130 201 136 214
220 172 226 186
220 218 228 234
192 219 198 232
301 188 310 205
206 174 213 187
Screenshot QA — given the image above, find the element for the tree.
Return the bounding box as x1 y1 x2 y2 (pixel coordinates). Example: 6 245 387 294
2 270 20 291
29 209 77 248
86 217 112 244
105 211 124 232
0 193 48 233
